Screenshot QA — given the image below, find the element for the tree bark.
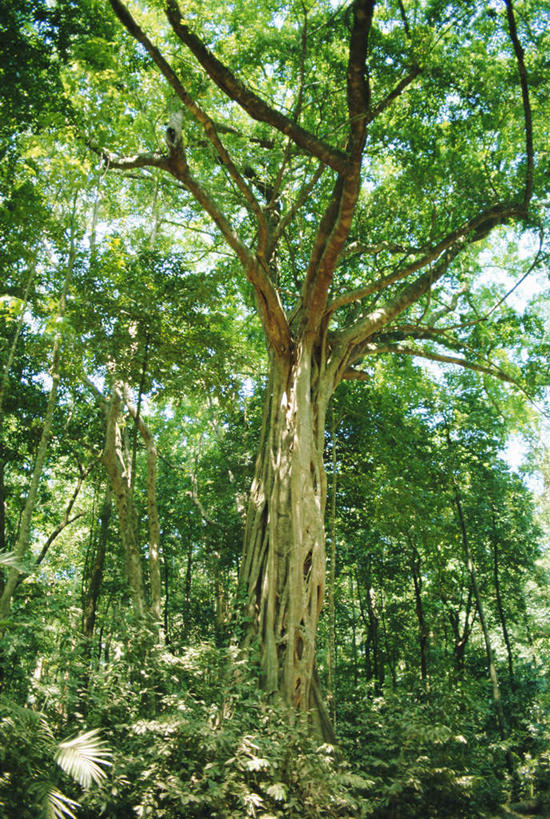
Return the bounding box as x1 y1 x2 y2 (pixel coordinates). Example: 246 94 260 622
453 482 507 739
82 487 112 639
0 219 75 624
327 408 337 721
0 251 39 429
123 386 162 624
101 388 147 618
408 538 429 682
239 345 331 732
0 457 5 556
490 506 515 688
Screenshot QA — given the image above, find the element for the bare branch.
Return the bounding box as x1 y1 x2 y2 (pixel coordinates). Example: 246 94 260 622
273 162 325 244
34 513 86 568
164 0 349 173
352 342 517 384
365 66 420 125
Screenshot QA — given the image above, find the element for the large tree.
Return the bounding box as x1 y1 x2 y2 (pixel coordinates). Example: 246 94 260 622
96 0 546 730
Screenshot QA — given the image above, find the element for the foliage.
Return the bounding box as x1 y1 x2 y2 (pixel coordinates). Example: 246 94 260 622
0 697 110 819
0 0 549 817
79 641 358 818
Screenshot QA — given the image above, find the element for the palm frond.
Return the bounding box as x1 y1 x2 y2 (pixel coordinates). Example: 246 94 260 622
44 787 80 819
0 550 32 573
55 729 112 788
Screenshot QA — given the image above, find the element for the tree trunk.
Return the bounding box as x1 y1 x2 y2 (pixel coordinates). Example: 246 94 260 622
79 487 111 713
349 571 359 689
490 507 515 688
0 227 74 624
102 388 146 618
0 251 39 428
453 484 507 739
82 487 112 640
239 346 331 732
357 575 383 692
0 457 5 581
327 408 337 722
123 385 162 624
408 539 429 682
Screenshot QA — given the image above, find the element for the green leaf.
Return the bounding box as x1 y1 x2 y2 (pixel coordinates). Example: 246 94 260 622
266 782 287 801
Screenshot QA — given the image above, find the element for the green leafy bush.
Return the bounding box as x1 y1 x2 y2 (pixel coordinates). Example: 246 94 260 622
0 696 110 818
336 685 507 818
79 641 360 818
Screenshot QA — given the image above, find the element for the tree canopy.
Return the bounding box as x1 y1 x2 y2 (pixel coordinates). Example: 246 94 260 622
0 1 549 817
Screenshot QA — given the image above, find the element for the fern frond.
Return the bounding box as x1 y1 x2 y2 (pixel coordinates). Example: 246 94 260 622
55 729 112 788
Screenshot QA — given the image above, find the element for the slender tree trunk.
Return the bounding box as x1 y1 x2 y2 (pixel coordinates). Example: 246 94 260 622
0 220 75 623
357 576 383 692
239 346 332 735
123 386 162 624
163 546 170 643
453 483 507 739
380 589 395 688
183 538 193 637
327 407 337 721
355 573 371 683
408 538 429 682
82 487 112 639
490 507 515 687
349 571 358 688
79 487 112 712
0 457 5 565
0 252 39 428
367 584 382 691
445 583 475 676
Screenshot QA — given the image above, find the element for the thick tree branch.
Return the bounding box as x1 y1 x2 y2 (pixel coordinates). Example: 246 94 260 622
504 0 534 208
342 239 422 258
101 149 169 172
108 0 266 240
328 246 463 382
347 0 375 138
326 202 521 315
300 0 375 337
164 146 291 356
373 323 462 348
164 0 349 173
